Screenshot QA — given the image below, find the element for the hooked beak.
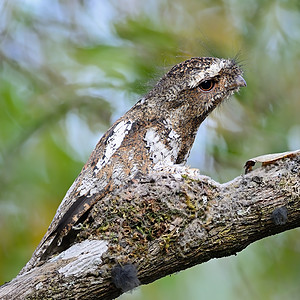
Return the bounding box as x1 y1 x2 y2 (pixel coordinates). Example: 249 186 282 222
230 75 247 90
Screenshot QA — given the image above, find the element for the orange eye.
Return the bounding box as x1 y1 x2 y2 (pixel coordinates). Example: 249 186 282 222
199 80 215 91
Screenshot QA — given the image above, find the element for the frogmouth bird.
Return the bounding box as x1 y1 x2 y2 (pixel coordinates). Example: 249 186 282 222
20 56 246 274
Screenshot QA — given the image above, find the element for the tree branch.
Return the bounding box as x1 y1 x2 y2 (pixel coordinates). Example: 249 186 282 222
1 153 299 300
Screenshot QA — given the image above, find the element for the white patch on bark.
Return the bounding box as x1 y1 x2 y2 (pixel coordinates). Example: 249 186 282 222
144 127 180 166
51 239 108 277
151 164 202 179
95 120 133 173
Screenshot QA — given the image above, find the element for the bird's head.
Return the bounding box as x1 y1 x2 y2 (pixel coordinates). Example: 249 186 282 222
144 57 246 121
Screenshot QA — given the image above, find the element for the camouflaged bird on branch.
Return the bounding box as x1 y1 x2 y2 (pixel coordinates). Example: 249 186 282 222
20 56 246 274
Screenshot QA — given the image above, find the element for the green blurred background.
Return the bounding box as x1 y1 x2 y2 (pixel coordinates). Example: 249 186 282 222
0 0 300 299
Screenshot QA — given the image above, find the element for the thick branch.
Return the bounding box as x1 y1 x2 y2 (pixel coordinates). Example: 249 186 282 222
1 154 299 300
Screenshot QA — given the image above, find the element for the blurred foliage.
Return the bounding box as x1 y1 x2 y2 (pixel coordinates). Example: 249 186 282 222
0 0 300 299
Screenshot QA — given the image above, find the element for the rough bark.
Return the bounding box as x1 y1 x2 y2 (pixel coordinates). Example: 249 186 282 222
0 153 299 300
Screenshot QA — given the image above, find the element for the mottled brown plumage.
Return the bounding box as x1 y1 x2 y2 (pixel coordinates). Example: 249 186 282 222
20 57 246 274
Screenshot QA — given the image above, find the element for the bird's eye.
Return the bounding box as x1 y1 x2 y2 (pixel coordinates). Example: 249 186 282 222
199 80 215 91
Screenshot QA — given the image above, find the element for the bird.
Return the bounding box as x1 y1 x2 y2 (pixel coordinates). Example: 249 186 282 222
19 56 246 274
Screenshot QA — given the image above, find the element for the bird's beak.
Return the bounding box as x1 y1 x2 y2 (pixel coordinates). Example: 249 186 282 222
231 75 247 89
